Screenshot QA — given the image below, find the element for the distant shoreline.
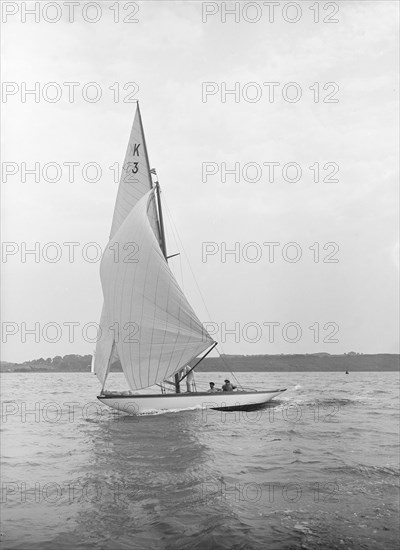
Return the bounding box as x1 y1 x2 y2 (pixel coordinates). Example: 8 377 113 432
1 353 399 373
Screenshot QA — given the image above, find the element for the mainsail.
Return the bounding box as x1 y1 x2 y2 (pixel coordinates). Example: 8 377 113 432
94 105 214 390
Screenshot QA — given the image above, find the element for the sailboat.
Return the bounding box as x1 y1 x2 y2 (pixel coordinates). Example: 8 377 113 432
93 103 286 414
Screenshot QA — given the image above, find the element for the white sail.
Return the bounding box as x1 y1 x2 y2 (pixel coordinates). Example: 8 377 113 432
96 191 214 390
93 104 161 382
93 306 119 385
109 105 160 242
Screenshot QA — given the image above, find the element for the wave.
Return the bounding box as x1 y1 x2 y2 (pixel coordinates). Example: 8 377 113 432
289 397 363 407
324 463 400 479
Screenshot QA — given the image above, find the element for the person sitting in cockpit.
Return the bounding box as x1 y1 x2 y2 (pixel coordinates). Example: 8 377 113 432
222 379 236 391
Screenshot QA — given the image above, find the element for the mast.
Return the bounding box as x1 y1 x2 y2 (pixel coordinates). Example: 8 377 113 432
136 102 167 259
154 180 167 259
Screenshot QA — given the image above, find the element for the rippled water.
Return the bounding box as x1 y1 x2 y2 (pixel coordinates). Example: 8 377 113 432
1 371 399 549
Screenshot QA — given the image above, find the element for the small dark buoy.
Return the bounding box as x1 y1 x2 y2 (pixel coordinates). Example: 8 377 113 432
345 370 349 374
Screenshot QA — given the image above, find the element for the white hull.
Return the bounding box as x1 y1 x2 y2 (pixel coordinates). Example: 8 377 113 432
97 389 286 415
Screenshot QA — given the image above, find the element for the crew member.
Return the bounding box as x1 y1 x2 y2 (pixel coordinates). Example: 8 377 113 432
222 379 236 391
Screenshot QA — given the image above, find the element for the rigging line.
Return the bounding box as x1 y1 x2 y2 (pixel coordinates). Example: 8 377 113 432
162 196 212 318
216 349 243 390
179 248 184 293
162 195 243 390
163 199 184 292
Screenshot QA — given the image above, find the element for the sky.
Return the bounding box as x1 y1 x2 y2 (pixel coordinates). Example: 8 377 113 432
1 0 399 363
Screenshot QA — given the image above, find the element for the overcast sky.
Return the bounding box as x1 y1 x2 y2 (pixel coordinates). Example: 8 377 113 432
1 0 399 363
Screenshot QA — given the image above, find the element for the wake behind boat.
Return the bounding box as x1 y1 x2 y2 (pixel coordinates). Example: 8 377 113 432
92 103 286 415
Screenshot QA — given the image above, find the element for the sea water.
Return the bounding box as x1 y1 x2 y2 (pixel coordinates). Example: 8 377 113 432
1 371 399 549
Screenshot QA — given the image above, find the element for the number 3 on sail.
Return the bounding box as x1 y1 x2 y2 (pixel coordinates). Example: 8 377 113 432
94 103 286 415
